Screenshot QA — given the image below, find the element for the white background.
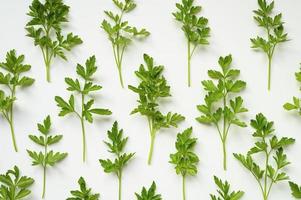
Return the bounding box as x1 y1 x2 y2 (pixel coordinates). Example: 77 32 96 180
1 0 301 199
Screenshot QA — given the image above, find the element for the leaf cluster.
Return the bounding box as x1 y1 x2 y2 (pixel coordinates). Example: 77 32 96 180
0 91 14 119
26 0 82 61
67 177 100 200
169 127 199 177
101 0 150 48
173 0 210 45
196 55 247 127
55 56 112 123
251 0 288 56
283 66 301 114
129 54 185 131
0 166 34 200
289 182 301 199
27 115 67 167
135 182 162 200
210 176 244 200
99 121 135 176
234 113 295 195
0 50 34 91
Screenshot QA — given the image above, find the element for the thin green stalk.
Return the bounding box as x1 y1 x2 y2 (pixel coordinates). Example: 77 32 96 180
267 56 272 91
80 93 86 162
147 129 156 165
9 87 17 152
222 94 227 170
187 40 191 87
222 138 227 171
42 142 48 199
182 175 186 200
118 169 122 200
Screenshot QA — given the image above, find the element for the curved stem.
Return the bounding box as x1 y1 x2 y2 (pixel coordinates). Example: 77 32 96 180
8 120 17 152
9 87 17 152
147 129 156 165
187 40 191 87
182 175 186 200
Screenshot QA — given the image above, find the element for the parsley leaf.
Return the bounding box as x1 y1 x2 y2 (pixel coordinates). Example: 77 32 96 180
101 0 150 88
233 113 295 200
26 0 83 82
99 121 135 200
0 50 35 152
283 65 301 114
173 0 210 86
251 0 288 90
128 54 185 165
55 56 112 162
0 166 34 200
27 115 67 198
196 54 247 170
289 181 301 199
210 176 244 200
67 177 100 200
169 127 199 200
135 181 162 200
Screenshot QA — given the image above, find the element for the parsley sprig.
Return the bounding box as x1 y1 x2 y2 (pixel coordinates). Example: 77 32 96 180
67 177 100 200
234 113 295 200
135 181 162 200
251 0 288 90
55 56 112 162
196 55 247 170
173 0 210 86
101 0 150 88
0 50 35 152
26 0 83 82
0 166 34 200
169 127 199 200
27 115 67 198
129 54 185 165
210 176 244 200
99 121 135 200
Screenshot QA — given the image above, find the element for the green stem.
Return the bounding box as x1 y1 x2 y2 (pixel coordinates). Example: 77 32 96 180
118 169 122 200
267 56 272 91
182 175 186 200
42 143 48 198
222 138 227 171
9 87 17 152
46 61 51 83
80 93 86 162
147 129 156 165
187 40 191 87
117 65 124 88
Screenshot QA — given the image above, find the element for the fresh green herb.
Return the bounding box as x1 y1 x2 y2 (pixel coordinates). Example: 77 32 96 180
283 65 301 113
169 127 199 200
135 181 162 200
289 181 301 199
173 0 210 87
26 0 83 82
67 177 100 200
196 54 247 170
0 166 34 200
0 50 35 152
210 176 244 200
128 54 185 165
55 56 112 162
27 115 67 198
101 0 150 88
251 0 288 90
234 113 295 200
99 121 134 200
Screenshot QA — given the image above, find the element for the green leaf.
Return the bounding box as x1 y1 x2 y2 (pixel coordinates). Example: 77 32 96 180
135 181 162 200
89 108 112 115
210 176 244 200
67 177 100 200
289 181 301 198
